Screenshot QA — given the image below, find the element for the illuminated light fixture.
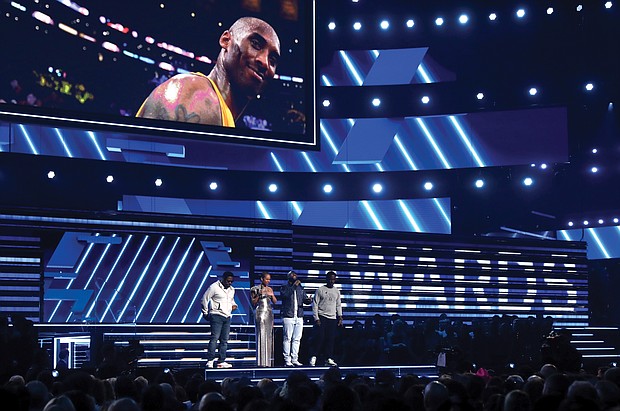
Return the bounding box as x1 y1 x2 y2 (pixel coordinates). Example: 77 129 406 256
584 220 589 226
459 14 469 24
435 17 444 26
547 7 554 14
489 13 497 21
421 96 430 104
209 182 218 190
328 21 336 30
523 177 533 186
106 175 114 183
529 87 538 96
380 20 389 30
609 102 614 111
322 99 331 107
576 5 583 12
47 171 56 179
268 183 278 193
323 184 333 193
424 182 433 191
599 219 604 224
406 19 415 28
591 166 599 173
352 0 359 2
614 218 619 224
516 9 526 18
475 179 484 188
372 98 381 107
605 2 613 9
160 3 165 9
476 92 484 100
372 183 383 193
353 21 362 30
592 148 598 154
155 178 163 187
568 221 574 227
531 163 536 167
585 83 594 91
540 163 548 169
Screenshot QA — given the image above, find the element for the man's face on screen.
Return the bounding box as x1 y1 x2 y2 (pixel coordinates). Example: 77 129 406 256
224 19 280 98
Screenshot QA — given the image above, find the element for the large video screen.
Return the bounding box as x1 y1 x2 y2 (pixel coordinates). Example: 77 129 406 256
0 0 316 147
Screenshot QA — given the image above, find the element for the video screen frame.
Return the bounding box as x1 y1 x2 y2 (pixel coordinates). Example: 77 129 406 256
0 0 318 149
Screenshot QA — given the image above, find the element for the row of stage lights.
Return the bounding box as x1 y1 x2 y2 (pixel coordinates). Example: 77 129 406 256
567 218 620 228
44 171 546 194
321 84 601 109
330 2 614 31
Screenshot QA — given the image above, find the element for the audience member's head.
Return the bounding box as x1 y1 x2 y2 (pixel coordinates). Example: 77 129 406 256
26 380 51 411
322 384 361 411
43 395 76 411
424 381 450 411
107 398 140 411
540 364 559 379
543 373 571 397
504 390 531 411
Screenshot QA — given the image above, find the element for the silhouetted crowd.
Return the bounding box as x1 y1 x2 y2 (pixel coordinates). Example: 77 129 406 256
4 357 620 410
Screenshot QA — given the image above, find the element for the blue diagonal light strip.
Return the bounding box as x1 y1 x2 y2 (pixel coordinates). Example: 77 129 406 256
18 124 39 155
155 238 195 322
49 234 97 322
270 152 284 172
189 266 212 323
361 200 385 230
415 118 452 169
121 235 165 321
102 235 148 321
301 152 317 172
588 228 611 259
87 131 107 160
257 201 272 219
339 51 363 86
398 200 422 232
449 116 485 167
167 246 201 323
138 236 181 321
54 128 73 157
85 234 133 321
433 198 452 229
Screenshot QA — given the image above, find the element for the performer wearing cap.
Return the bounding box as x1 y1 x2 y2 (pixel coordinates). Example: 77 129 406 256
279 270 311 366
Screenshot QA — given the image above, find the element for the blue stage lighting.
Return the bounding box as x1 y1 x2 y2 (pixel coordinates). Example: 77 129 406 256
523 177 533 186
268 183 278 193
585 83 594 91
322 99 331 107
516 9 526 18
106 175 114 183
605 2 613 9
614 218 619 224
577 5 583 11
568 221 574 227
547 7 554 14
489 13 497 21
599 219 604 224
209 182 218 190
584 220 589 226
540 163 547 169
421 96 430 104
475 179 484 188
372 98 381 107
424 182 433 191
529 87 538 96
353 21 362 30
155 178 163 187
476 92 484 100
323 184 333 193
406 19 415 28
380 20 389 30
372 183 383 193
435 17 444 26
459 14 469 24
47 171 55 179
591 166 599 173
592 148 598 154
328 22 336 30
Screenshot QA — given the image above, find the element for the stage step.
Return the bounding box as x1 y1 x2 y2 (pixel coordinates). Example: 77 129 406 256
562 326 620 369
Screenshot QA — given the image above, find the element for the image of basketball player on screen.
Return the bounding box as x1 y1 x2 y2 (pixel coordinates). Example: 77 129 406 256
136 17 280 127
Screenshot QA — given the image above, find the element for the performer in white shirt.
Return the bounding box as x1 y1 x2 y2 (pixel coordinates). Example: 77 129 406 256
202 271 238 368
